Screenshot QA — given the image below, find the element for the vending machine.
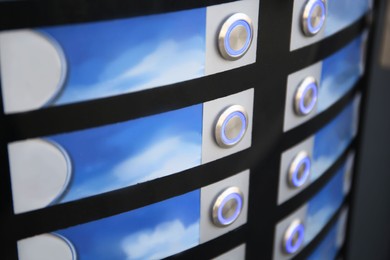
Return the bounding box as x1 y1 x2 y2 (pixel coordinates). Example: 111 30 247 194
0 0 387 259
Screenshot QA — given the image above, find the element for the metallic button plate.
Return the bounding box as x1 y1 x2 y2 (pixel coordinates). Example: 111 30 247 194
294 76 318 116
301 0 327 36
212 187 244 227
283 219 305 254
215 105 249 148
218 13 254 60
288 151 311 188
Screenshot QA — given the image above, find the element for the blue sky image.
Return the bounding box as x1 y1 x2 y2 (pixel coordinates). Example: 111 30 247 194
39 8 206 105
307 219 339 260
305 164 344 243
56 190 200 260
319 35 363 112
326 0 370 36
311 100 355 179
46 105 202 203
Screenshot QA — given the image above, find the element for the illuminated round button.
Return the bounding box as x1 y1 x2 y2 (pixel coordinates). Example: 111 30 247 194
215 105 249 148
301 0 326 36
283 219 305 254
212 187 244 227
288 151 311 188
218 13 253 60
294 76 318 116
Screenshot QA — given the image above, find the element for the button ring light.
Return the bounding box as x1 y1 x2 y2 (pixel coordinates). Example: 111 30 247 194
212 187 244 227
301 0 327 36
215 105 249 148
218 13 254 60
283 219 305 254
294 76 318 116
288 151 311 188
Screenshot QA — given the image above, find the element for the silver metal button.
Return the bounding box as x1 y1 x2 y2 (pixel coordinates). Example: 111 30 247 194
218 13 254 60
212 187 244 227
283 219 305 254
301 0 327 36
294 76 318 116
288 151 311 188
215 105 248 148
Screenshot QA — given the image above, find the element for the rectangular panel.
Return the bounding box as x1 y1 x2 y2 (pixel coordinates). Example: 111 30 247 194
279 95 359 204
284 33 366 132
0 0 259 114
8 88 253 214
17 170 250 260
290 0 370 51
274 157 352 259
213 244 246 260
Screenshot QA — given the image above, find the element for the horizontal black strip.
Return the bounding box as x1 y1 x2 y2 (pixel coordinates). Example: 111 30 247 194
8 148 251 240
166 225 247 259
0 0 237 30
277 141 356 220
293 198 350 260
282 79 363 151
288 15 368 73
4 66 257 142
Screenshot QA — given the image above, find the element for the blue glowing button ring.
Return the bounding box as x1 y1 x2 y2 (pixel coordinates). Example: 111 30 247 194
288 151 311 188
218 13 254 60
283 219 305 254
294 76 318 116
301 0 326 36
215 105 249 148
212 187 244 227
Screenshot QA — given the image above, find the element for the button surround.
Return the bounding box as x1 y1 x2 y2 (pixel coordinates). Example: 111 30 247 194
294 76 318 116
283 219 305 254
215 105 249 148
218 13 254 60
301 0 327 36
212 187 244 227
288 151 311 188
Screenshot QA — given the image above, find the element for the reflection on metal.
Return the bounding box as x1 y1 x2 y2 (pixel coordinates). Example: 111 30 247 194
212 187 244 227
294 76 319 116
301 0 327 36
215 105 249 148
218 13 253 60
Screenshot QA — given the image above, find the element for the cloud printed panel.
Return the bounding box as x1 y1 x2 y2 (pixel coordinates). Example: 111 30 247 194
9 105 203 213
18 191 201 260
312 98 358 179
305 165 345 243
319 34 365 111
326 0 371 37
279 96 359 205
43 9 206 105
0 0 259 113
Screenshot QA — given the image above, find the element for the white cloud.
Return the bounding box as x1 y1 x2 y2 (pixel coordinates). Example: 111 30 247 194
62 133 201 202
311 156 334 180
305 205 339 243
121 219 199 260
56 36 204 105
113 135 201 185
